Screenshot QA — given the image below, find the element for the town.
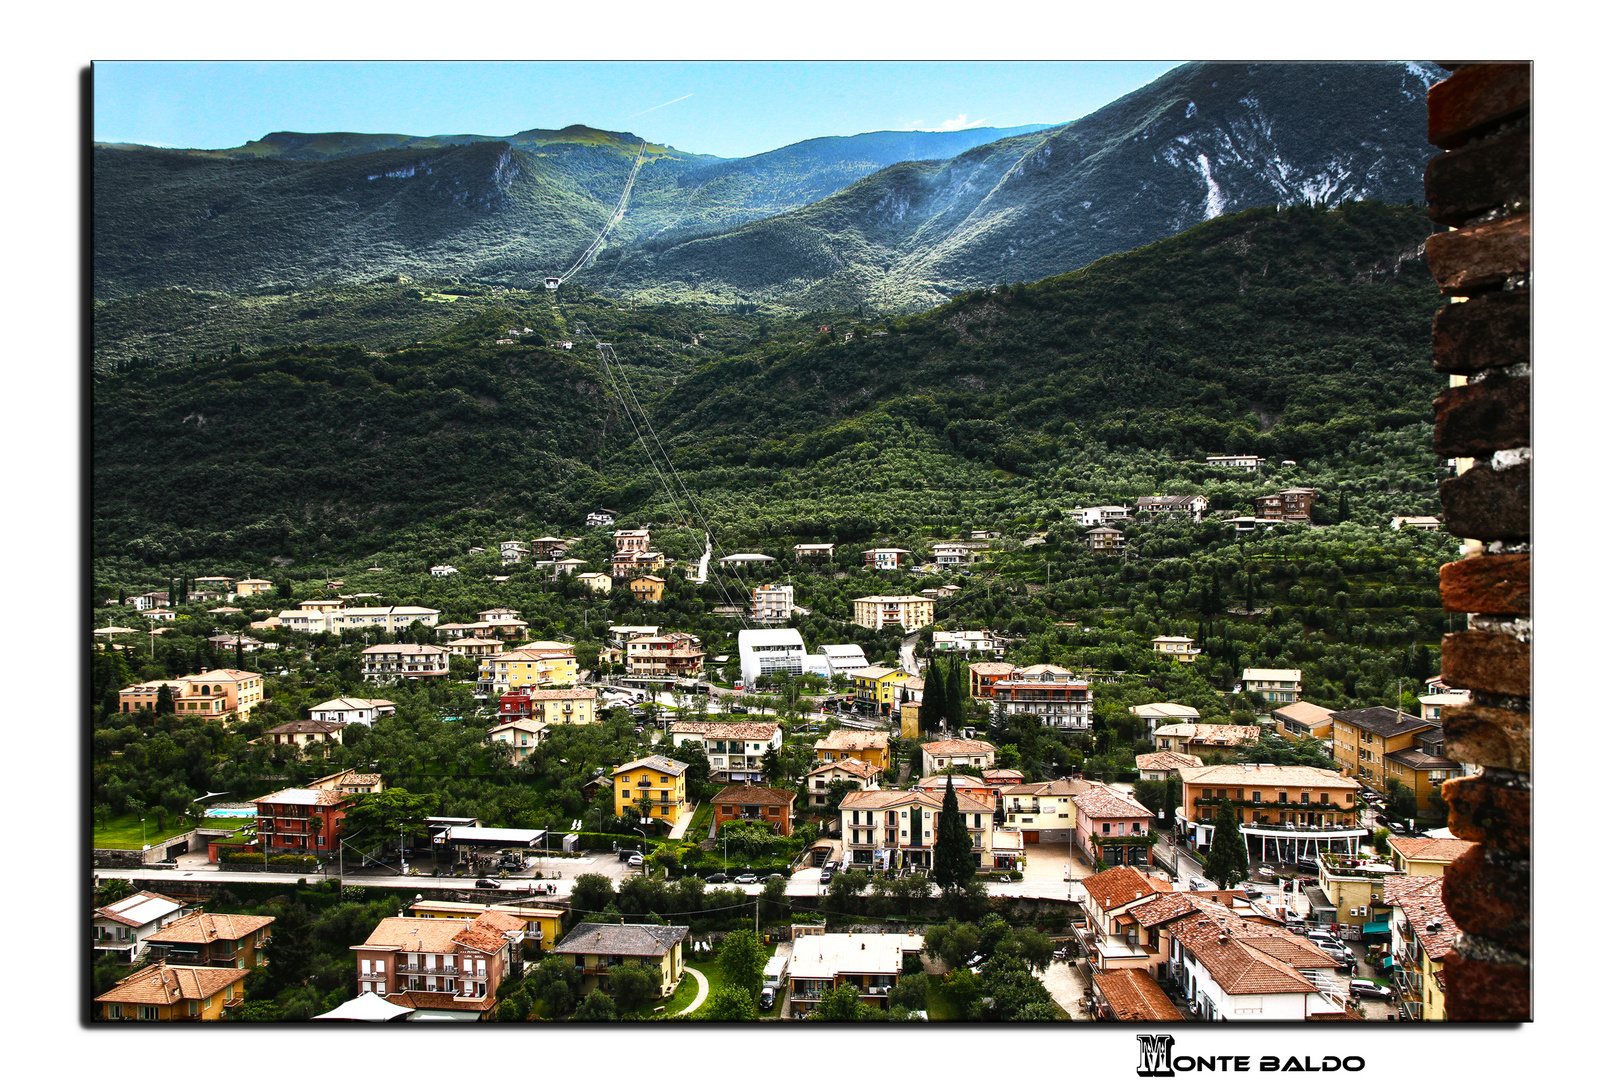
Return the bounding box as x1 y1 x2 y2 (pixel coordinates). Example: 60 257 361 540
91 484 1472 1023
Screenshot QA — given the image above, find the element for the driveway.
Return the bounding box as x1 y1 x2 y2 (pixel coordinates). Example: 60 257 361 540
675 966 710 1016
1039 959 1092 1020
1021 843 1087 884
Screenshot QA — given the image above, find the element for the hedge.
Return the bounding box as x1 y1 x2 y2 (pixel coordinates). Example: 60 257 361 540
221 851 318 870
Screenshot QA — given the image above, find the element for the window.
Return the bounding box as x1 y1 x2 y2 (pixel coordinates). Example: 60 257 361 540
1277 792 1288 803
1102 823 1111 835
107 1004 123 1019
138 1005 159 1021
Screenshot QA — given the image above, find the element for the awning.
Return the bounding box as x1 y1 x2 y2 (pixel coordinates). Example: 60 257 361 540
1360 920 1391 936
1380 956 1398 970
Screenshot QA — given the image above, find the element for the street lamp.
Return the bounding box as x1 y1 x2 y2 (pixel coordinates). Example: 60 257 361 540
139 817 148 850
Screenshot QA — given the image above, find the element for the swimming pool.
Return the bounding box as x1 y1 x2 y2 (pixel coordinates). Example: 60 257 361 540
204 808 255 818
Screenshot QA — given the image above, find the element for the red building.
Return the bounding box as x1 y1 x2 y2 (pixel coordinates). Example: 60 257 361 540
253 787 350 855
712 785 797 837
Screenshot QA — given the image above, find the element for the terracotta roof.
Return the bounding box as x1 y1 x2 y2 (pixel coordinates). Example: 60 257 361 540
554 922 689 957
1272 701 1336 727
1178 763 1359 790
1154 723 1261 744
841 789 943 811
1383 877 1460 963
265 719 344 735
96 962 247 1005
713 784 796 807
1386 747 1461 770
1388 836 1478 865
807 758 882 780
1135 751 1204 772
921 738 995 756
507 688 595 701
1081 866 1174 911
1328 706 1434 737
1072 787 1152 819
981 768 1024 780
1169 912 1319 996
384 989 498 1014
358 915 513 955
360 643 447 656
145 911 274 946
669 720 781 740
999 778 1098 797
816 730 890 751
254 787 351 807
1091 968 1184 1022
1130 702 1203 720
968 662 1016 675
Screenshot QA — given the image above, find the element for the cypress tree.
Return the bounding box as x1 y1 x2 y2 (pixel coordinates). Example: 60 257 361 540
1204 801 1250 889
944 656 965 732
154 683 175 715
922 660 945 734
933 776 976 890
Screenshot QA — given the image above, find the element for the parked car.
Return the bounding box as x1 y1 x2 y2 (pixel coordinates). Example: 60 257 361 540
475 878 500 889
729 705 748 714
819 867 835 884
733 871 759 884
1374 813 1390 826
627 854 644 867
1349 979 1395 1000
705 872 730 884
759 986 777 1010
1321 948 1356 972
766 873 785 881
1294 857 1318 872
1244 887 1264 900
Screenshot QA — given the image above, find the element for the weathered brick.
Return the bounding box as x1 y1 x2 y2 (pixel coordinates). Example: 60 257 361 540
1433 376 1529 457
1429 63 1530 150
1443 845 1529 954
1442 774 1529 857
1432 290 1529 374
1439 553 1530 615
1438 462 1528 541
1426 214 1530 295
1442 951 1530 1021
1443 702 1531 772
1426 127 1530 227
1442 630 1530 696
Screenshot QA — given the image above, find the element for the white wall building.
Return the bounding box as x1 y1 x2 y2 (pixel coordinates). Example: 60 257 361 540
751 584 794 624
817 644 870 678
1070 506 1130 527
738 628 811 689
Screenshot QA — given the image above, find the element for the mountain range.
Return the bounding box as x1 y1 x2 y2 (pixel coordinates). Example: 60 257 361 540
94 61 1441 309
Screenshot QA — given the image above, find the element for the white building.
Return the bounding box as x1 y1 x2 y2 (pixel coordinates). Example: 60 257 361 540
1206 454 1263 471
586 510 618 528
817 644 870 678
861 548 910 571
1070 506 1130 527
751 584 794 624
668 720 783 784
931 543 977 566
308 697 397 726
932 630 1005 657
1242 668 1303 704
429 565 458 577
738 628 812 689
93 891 189 964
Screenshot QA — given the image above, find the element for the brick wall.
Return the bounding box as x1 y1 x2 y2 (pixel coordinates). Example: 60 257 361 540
1426 61 1530 1021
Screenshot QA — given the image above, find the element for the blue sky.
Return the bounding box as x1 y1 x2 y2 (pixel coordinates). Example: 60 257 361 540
94 61 1183 159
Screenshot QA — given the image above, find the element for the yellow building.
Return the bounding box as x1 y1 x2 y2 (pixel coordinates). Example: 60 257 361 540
848 665 904 712
630 575 666 603
118 668 266 719
407 900 565 953
612 754 689 825
233 578 274 597
813 729 891 773
1317 852 1399 928
478 643 578 696
1149 636 1201 663
1330 706 1461 819
1386 836 1476 877
851 595 935 632
1383 875 1458 1021
555 922 689 997
96 963 249 1020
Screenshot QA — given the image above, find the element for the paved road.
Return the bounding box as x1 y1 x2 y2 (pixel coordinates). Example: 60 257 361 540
899 631 922 676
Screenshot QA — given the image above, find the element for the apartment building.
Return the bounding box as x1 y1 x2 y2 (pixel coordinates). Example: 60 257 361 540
851 594 934 632
361 643 450 681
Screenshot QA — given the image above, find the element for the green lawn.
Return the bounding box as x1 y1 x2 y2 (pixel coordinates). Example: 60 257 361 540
924 974 962 1021
93 812 194 850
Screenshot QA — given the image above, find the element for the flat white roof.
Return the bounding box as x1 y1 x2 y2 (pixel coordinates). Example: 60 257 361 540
786 933 924 980
738 628 807 648
438 828 547 845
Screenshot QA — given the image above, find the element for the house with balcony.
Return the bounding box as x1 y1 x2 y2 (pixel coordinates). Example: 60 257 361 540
626 632 705 678
931 629 1005 657
805 758 882 808
1242 668 1302 704
848 665 905 714
476 643 579 697
1085 526 1127 554
1150 636 1201 664
1382 874 1459 1021
919 738 996 776
96 962 251 1021
612 755 688 827
234 578 274 596
499 540 530 563
793 542 836 562
306 697 396 727
1070 505 1130 527
968 661 1016 700
554 922 689 998
1206 454 1263 471
1077 866 1177 972
262 718 345 753
118 668 266 719
406 900 564 953
1329 706 1456 818
669 720 781 784
308 768 384 796
353 913 525 1020
1163 905 1347 1020
1255 488 1315 523
1390 515 1444 532
253 788 350 856
1179 763 1365 864
361 644 450 682
473 608 528 639
552 557 591 577
851 594 934 632
143 911 274 969
629 575 666 602
1128 702 1202 732
93 891 189 964
991 665 1093 729
612 529 651 555
586 510 618 528
487 717 546 762
838 786 1005 872
575 571 613 594
999 778 1098 845
861 548 910 571
1072 787 1156 867
1136 494 1209 521
713 784 797 836
1154 723 1261 755
750 583 795 624
531 536 573 560
498 686 596 726
784 932 925 1019
814 729 891 772
930 542 978 567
